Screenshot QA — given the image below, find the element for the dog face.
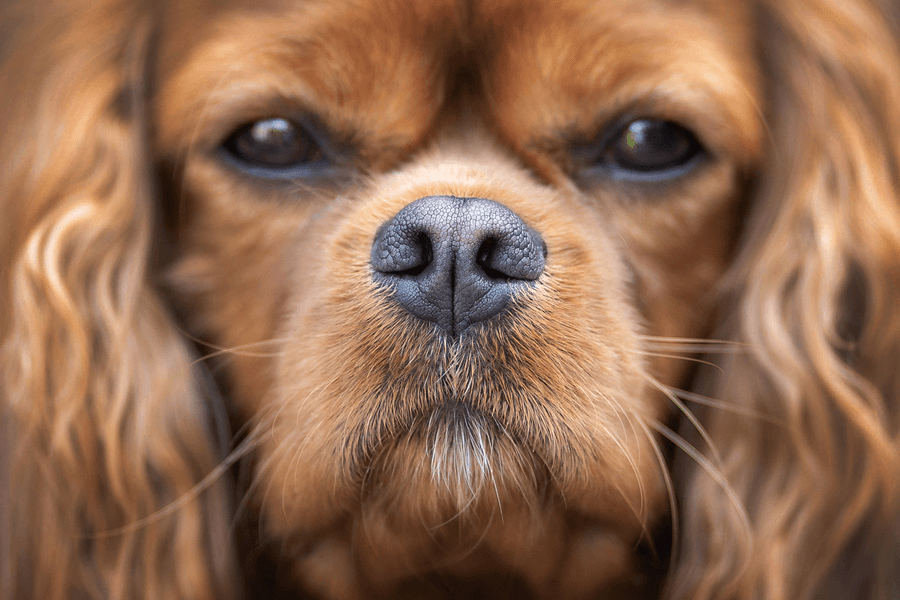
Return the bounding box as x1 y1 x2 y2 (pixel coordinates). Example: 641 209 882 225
154 0 760 595
5 0 900 598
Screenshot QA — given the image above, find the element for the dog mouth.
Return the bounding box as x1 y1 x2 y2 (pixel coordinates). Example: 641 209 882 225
362 398 552 506
307 299 652 516
344 320 556 485
338 322 635 531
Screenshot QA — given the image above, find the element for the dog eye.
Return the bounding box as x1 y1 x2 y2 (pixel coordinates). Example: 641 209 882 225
222 117 326 174
608 119 702 174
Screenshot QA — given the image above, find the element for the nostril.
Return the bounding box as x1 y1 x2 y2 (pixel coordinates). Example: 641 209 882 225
371 222 436 277
394 232 433 277
475 228 545 284
476 238 512 281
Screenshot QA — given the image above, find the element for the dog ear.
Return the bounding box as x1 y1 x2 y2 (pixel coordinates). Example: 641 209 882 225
668 1 900 598
0 2 239 598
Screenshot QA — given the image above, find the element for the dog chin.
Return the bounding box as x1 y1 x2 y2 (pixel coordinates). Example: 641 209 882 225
290 409 645 598
264 370 657 598
364 403 548 524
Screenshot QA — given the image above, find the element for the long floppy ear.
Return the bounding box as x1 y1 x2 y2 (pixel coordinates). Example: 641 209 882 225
0 1 238 599
667 1 900 599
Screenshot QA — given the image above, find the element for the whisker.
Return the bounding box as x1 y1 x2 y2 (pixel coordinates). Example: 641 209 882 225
637 419 676 560
606 413 656 546
638 351 726 375
194 343 286 362
246 437 292 533
88 432 263 539
670 387 784 426
638 335 750 349
651 421 753 580
246 377 342 533
192 338 290 362
644 343 745 355
646 375 723 467
608 413 649 524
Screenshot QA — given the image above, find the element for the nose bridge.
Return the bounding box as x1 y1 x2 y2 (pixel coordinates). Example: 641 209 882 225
370 195 546 336
420 93 514 162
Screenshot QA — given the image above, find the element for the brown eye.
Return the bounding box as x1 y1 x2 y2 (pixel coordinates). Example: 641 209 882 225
610 119 701 173
223 117 324 169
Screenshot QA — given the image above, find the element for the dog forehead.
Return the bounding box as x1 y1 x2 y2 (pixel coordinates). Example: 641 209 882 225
160 0 751 63
155 0 760 162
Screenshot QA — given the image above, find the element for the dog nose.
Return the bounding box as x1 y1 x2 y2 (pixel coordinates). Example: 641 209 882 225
371 195 546 336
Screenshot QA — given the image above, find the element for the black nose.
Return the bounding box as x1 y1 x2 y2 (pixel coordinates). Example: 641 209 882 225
371 195 546 336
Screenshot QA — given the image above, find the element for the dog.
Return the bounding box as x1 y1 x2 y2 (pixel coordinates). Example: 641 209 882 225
2 0 900 598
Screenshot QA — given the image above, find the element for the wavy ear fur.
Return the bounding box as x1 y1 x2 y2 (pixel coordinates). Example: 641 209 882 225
670 1 900 599
0 1 238 598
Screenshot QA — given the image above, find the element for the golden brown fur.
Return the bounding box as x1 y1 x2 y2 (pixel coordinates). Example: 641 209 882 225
2 0 900 598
